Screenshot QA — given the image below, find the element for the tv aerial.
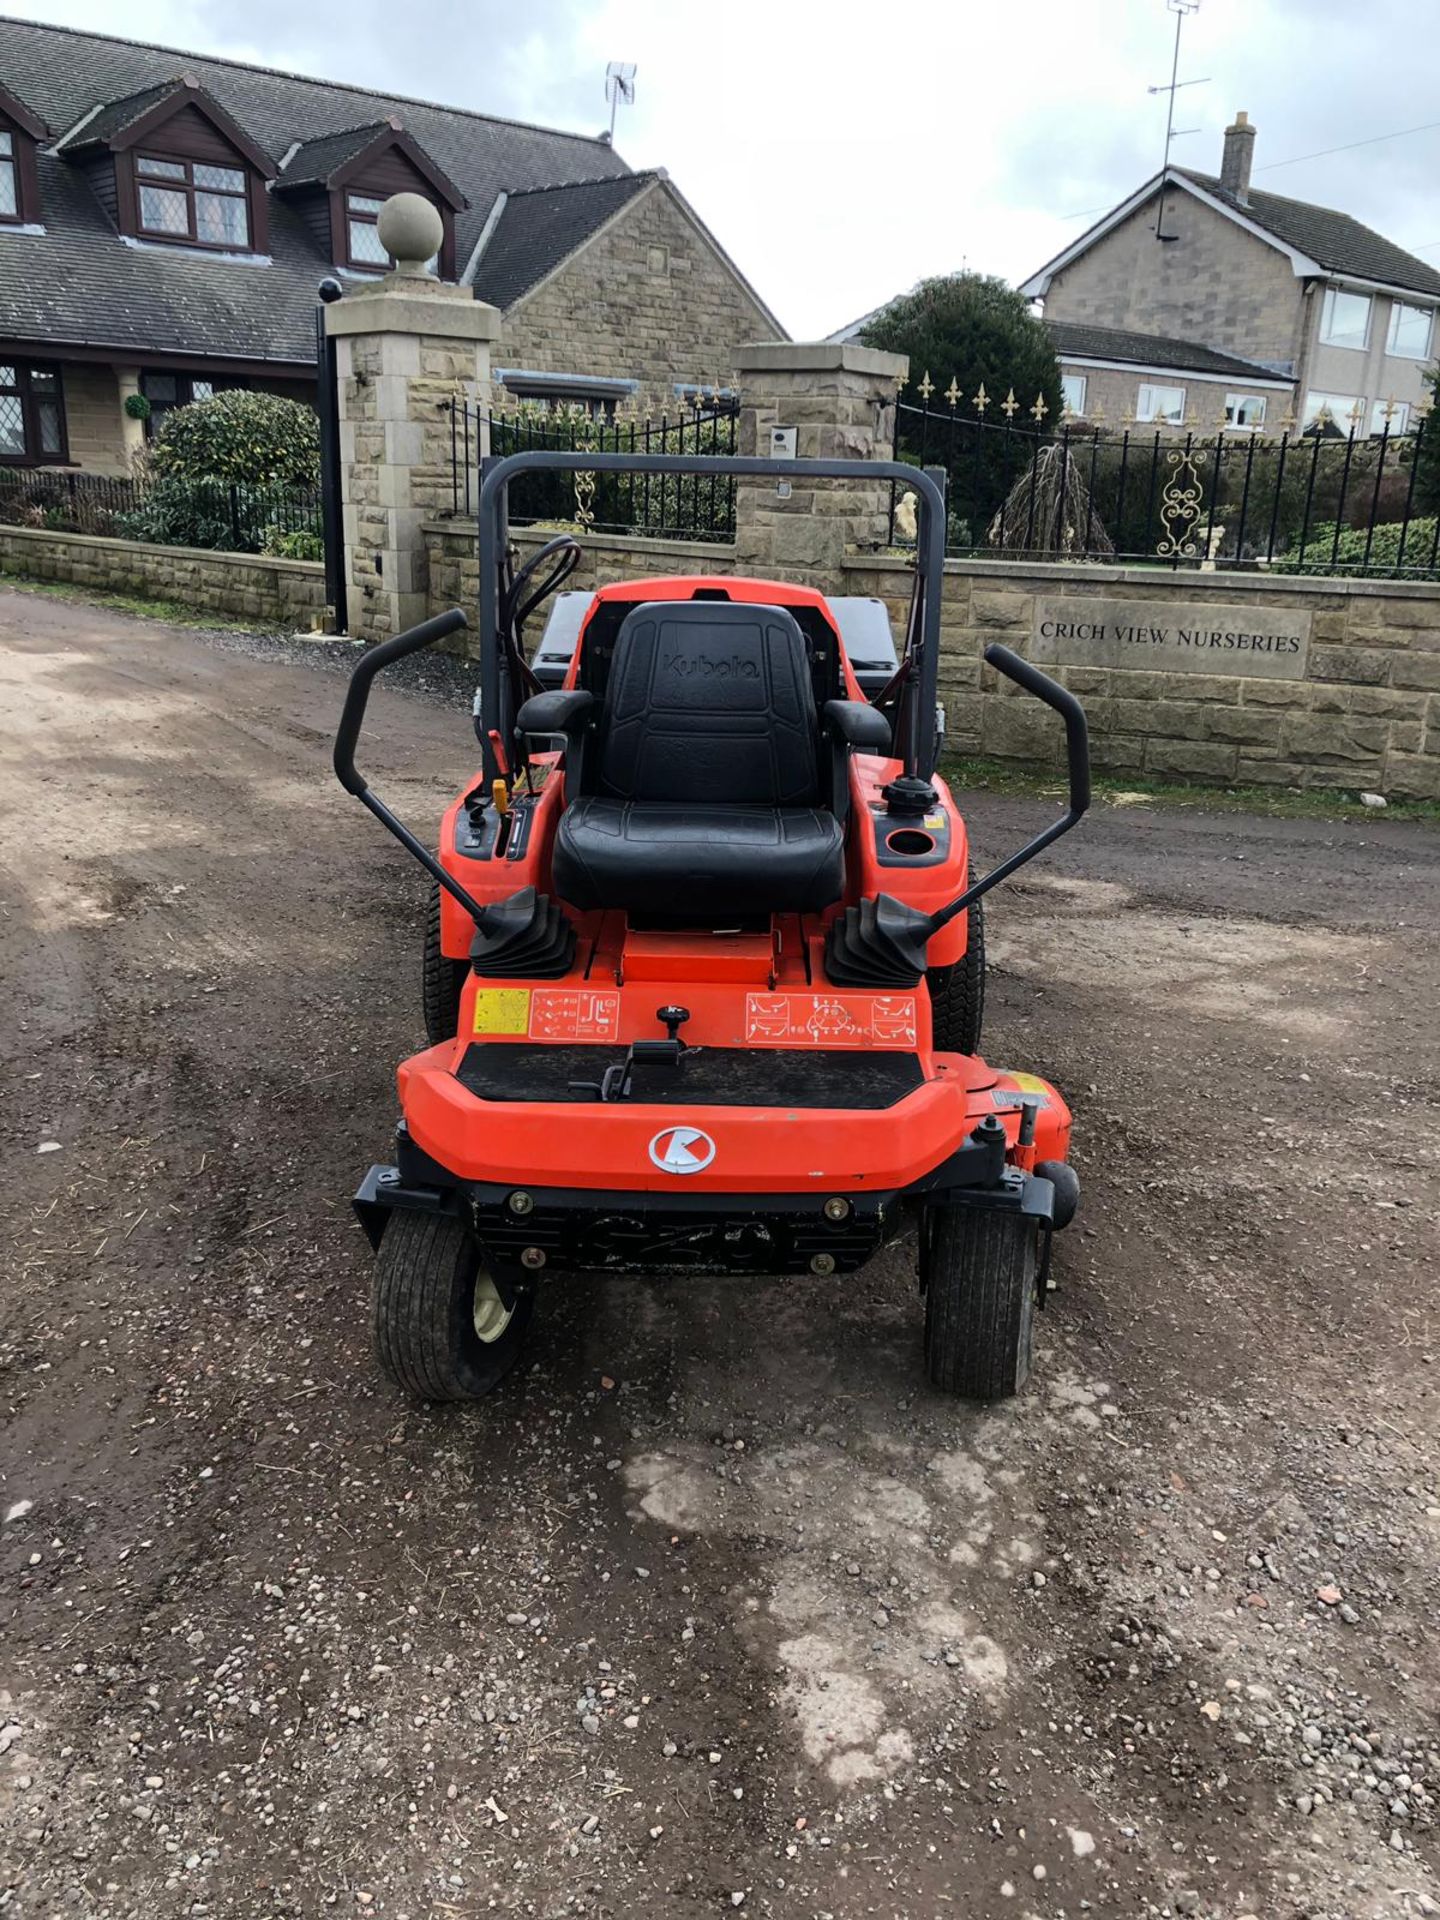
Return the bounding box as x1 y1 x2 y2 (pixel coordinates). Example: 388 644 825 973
605 62 636 144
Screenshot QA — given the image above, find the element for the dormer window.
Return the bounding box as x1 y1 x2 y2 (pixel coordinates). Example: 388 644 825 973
136 154 250 249
0 130 16 219
55 74 275 255
345 192 389 267
0 82 48 227
275 118 466 280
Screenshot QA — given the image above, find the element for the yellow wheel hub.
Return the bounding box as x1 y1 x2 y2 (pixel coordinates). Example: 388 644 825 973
472 1271 514 1344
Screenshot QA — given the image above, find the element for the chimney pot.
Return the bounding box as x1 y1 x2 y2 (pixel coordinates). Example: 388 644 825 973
1221 111 1256 204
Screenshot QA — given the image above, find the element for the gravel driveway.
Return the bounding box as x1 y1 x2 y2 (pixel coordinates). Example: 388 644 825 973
2 586 1438 1920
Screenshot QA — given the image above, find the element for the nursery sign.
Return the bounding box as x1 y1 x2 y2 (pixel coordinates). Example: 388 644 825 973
1030 597 1311 679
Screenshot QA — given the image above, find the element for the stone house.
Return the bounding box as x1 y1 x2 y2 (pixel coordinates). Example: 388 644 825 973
0 17 783 477
1021 113 1440 439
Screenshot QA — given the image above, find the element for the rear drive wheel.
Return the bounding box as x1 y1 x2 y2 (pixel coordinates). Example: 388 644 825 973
926 886 985 1054
422 883 469 1047
923 1205 1038 1400
372 1211 534 1401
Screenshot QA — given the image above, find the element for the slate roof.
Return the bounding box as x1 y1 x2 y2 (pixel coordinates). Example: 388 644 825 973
62 78 184 149
1046 320 1289 382
1179 171 1440 299
472 173 657 309
0 15 638 367
277 123 398 191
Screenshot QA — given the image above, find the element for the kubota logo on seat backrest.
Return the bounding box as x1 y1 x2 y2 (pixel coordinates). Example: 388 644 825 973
662 653 759 679
648 1126 717 1174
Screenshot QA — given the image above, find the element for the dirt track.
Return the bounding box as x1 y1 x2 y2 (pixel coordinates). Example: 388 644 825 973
2 585 1439 1920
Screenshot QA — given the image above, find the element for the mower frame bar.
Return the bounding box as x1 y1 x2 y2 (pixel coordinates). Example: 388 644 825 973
333 606 492 927
926 644 1091 936
476 450 948 790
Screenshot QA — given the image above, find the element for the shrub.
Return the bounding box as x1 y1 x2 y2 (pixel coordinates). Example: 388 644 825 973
1412 367 1440 513
262 525 324 561
151 390 319 487
116 476 317 554
1271 516 1438 577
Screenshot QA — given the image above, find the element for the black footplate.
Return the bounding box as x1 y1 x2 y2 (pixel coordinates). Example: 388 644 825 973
455 1043 924 1108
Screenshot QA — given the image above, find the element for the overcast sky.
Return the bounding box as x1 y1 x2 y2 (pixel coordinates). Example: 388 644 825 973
7 0 1438 338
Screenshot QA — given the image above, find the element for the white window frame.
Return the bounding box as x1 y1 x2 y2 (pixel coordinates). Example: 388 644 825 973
1319 287 1372 350
1302 390 1365 435
1385 301 1434 360
1060 372 1087 416
1224 392 1268 431
1136 382 1185 425
1371 399 1411 436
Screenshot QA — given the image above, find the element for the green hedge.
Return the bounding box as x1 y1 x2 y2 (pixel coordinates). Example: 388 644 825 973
1272 517 1439 577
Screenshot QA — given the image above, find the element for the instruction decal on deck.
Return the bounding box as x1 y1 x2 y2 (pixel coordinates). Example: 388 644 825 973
529 989 622 1042
472 987 532 1036
745 992 917 1048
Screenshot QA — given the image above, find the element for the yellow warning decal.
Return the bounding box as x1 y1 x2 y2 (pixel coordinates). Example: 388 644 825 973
472 987 532 1036
1002 1070 1052 1094
924 812 946 830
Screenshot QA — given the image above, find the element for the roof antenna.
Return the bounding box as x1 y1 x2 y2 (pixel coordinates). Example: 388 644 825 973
604 62 636 145
1148 0 1208 242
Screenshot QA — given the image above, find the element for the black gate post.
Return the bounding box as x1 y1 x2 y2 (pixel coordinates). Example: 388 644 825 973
315 277 347 634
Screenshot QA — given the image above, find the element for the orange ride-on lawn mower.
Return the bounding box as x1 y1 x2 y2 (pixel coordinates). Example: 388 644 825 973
333 452 1090 1403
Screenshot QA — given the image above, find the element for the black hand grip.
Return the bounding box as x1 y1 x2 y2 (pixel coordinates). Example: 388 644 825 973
924 645 1091 938
983 643 1090 815
332 607 489 930
334 608 469 796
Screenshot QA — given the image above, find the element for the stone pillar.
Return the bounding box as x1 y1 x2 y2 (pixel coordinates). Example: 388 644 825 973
116 367 146 467
324 193 499 640
733 342 908 587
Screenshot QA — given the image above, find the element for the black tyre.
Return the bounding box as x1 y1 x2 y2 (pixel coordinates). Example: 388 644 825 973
923 1205 1038 1401
926 887 985 1055
422 883 468 1047
372 1211 534 1401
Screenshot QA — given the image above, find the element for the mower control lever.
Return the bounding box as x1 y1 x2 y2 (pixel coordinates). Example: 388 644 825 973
333 608 491 928
925 644 1090 937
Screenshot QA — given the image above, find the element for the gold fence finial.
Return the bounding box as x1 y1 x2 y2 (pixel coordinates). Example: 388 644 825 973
1031 393 1049 423
1001 387 1018 418
973 382 989 414
918 370 935 401
944 376 961 409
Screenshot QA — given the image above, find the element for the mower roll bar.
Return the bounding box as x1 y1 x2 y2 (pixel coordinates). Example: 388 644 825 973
476 450 949 792
333 606 490 928
925 644 1090 937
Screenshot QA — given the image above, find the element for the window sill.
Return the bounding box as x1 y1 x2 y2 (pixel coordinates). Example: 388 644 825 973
0 221 46 237
119 235 272 267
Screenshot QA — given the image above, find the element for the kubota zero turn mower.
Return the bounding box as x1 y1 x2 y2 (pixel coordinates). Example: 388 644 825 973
334 452 1090 1403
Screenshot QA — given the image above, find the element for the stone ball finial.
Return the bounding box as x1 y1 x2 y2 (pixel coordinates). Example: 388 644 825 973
376 192 443 276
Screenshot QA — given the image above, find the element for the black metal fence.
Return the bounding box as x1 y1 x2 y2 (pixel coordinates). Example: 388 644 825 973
447 400 739 539
0 465 324 556
888 396 1440 579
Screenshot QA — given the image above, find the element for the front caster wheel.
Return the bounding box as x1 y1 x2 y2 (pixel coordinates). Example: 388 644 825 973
923 1206 1038 1401
372 1211 533 1401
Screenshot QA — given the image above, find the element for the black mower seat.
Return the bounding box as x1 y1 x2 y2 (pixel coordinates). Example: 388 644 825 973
551 600 846 918
556 796 844 916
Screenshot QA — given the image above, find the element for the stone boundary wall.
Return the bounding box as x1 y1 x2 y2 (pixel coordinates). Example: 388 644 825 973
841 558 1440 801
0 525 326 630
426 521 1440 797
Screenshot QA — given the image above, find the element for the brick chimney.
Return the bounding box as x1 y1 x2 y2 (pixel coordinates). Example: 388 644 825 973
1221 111 1255 203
